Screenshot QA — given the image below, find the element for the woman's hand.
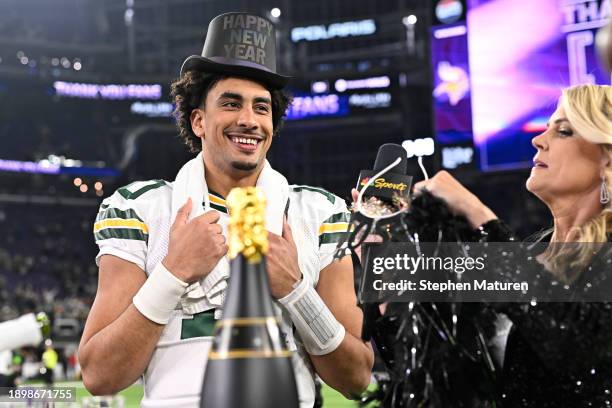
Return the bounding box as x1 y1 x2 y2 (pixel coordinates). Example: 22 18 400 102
350 188 383 259
412 171 498 229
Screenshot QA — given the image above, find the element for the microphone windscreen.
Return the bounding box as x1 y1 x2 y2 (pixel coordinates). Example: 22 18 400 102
373 143 408 175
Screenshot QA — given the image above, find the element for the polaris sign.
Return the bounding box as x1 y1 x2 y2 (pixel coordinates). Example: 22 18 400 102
54 81 162 100
291 19 376 42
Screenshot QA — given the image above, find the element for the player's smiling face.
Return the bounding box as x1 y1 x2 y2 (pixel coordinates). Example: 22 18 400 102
192 77 274 176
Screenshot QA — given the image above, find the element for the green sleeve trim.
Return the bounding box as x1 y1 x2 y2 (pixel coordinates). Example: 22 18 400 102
319 231 348 246
118 180 167 200
322 212 350 224
94 227 148 242
209 202 228 214
291 185 336 204
96 207 145 223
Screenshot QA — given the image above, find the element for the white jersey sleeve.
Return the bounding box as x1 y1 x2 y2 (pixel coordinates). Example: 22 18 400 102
289 185 351 271
93 180 169 271
316 190 351 270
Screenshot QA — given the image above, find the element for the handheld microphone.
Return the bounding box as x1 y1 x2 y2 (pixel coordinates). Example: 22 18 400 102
353 144 412 341
356 143 412 205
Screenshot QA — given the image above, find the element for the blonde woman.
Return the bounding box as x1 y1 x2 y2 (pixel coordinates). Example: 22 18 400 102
414 84 612 406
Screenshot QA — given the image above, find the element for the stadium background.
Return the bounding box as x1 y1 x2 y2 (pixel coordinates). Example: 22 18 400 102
0 0 607 406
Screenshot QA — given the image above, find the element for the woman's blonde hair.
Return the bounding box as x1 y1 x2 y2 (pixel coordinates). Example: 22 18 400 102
544 84 612 281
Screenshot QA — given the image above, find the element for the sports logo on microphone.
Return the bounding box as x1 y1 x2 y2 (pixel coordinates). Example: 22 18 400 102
358 171 412 200
359 176 408 192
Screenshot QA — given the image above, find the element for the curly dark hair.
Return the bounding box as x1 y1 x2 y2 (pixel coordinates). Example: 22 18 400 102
170 71 292 153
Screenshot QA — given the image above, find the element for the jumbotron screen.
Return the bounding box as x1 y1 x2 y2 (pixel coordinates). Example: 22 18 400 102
431 0 611 171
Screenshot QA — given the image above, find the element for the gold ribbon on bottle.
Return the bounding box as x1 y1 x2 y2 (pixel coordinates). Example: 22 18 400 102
226 187 269 263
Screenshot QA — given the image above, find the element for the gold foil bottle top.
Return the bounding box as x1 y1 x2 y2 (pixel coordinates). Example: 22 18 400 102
226 187 268 263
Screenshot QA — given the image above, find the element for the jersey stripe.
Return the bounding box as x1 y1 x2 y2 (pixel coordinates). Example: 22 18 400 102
96 207 144 223
318 222 349 235
208 193 225 206
291 185 336 204
319 232 347 245
207 192 228 214
94 219 149 234
181 310 216 340
117 180 167 200
321 212 350 225
319 210 350 246
94 227 148 242
209 202 228 214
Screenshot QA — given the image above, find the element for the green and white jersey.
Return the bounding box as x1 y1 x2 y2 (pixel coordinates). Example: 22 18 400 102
94 180 350 408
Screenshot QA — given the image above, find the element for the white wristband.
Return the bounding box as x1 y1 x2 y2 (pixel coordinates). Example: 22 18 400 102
278 274 345 355
133 262 188 324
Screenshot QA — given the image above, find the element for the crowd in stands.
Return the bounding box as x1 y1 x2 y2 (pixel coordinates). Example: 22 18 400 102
0 201 99 333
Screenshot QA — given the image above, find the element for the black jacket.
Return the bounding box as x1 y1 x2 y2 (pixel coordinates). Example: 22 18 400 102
480 220 612 408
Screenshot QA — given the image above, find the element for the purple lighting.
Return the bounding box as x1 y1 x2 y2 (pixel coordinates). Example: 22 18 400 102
286 94 349 120
53 81 162 100
0 159 60 174
467 0 610 171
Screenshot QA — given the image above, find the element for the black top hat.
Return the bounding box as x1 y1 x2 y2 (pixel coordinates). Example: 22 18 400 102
180 12 291 89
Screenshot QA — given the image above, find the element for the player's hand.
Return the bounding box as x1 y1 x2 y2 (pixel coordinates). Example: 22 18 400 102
351 188 383 262
412 170 497 228
267 218 302 299
351 188 359 206
162 198 228 283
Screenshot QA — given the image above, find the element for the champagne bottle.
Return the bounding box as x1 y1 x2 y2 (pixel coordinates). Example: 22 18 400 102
200 187 299 408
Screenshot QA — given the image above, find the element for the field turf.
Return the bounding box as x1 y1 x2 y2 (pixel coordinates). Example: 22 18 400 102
46 380 360 407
